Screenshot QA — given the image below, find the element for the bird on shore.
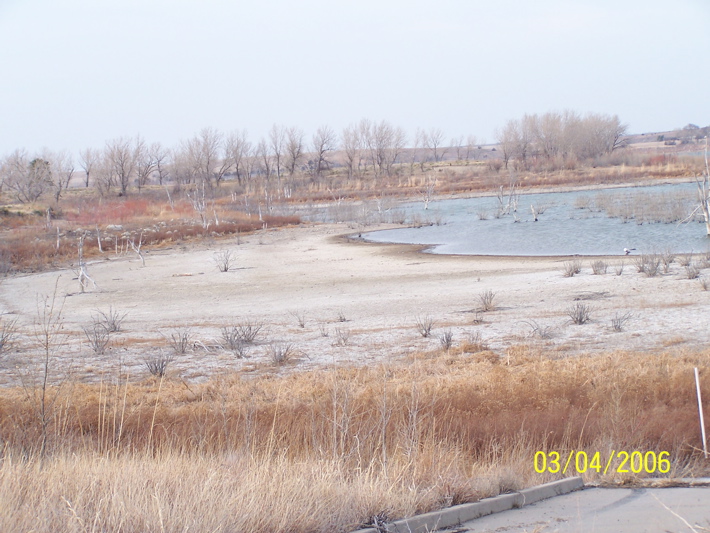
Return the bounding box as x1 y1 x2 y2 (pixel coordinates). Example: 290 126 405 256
624 248 636 255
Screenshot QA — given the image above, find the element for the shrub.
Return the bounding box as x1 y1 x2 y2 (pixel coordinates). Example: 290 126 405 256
220 320 264 350
93 306 127 333
660 250 675 273
332 328 350 347
290 310 307 329
144 352 174 377
0 317 18 355
438 330 454 351
478 289 496 312
461 331 488 353
591 260 608 275
268 343 294 365
83 323 110 355
567 303 592 325
236 320 264 344
415 315 434 338
685 264 700 280
678 252 694 267
523 320 554 339
213 250 235 272
563 260 582 277
167 328 192 354
635 254 661 277
610 311 633 332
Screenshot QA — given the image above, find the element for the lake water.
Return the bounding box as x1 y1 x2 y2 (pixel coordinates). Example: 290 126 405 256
364 183 710 256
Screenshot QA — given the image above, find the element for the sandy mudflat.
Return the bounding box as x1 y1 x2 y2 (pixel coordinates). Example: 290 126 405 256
1 223 709 382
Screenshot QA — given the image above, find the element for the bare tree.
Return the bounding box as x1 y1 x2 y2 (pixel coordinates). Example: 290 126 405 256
105 137 138 195
49 151 75 202
684 137 710 236
25 278 67 459
341 123 363 181
414 128 427 171
79 147 99 188
496 120 518 169
255 138 273 182
269 124 286 185
310 125 337 181
186 128 232 187
151 142 171 185
499 110 628 168
532 111 563 160
423 127 446 162
451 135 464 162
285 126 305 177
72 233 98 292
225 129 252 185
699 139 710 236
2 150 52 203
170 143 196 186
364 120 406 180
465 135 478 161
134 137 157 191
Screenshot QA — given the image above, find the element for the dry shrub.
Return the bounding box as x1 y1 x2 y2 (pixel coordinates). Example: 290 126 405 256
478 289 496 312
563 260 582 277
610 311 633 332
685 264 700 280
144 352 173 377
268 342 294 365
438 329 454 351
567 302 592 324
635 253 661 277
82 322 110 355
0 317 18 355
524 320 554 339
591 260 608 275
213 249 235 272
415 314 434 338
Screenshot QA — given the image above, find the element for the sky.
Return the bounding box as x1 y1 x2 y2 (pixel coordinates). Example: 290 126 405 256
1 0 709 156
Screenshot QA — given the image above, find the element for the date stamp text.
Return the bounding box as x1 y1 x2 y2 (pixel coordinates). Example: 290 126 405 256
534 450 670 475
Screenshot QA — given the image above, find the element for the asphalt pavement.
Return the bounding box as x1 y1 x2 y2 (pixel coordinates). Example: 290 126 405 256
453 485 710 533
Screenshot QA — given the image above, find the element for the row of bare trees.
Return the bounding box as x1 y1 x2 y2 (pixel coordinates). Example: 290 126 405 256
0 113 631 202
496 111 627 170
1 120 480 202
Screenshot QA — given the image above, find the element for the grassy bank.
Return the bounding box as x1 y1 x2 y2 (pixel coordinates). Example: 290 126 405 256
1 346 708 532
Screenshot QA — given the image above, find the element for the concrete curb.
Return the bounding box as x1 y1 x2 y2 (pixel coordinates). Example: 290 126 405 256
352 477 584 533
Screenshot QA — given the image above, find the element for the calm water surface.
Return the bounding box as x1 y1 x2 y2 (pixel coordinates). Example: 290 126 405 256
364 183 710 256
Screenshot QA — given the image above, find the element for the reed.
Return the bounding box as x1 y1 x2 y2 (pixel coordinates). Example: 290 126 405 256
0 348 707 532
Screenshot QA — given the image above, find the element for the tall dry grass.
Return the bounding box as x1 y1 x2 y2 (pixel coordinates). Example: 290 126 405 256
0 347 708 532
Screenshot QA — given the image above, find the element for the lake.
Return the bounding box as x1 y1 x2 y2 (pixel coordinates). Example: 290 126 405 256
363 182 710 256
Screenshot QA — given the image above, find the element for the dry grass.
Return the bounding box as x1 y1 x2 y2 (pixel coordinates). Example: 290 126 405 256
0 348 708 532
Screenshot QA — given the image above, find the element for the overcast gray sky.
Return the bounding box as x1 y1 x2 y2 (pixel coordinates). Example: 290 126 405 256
1 0 708 156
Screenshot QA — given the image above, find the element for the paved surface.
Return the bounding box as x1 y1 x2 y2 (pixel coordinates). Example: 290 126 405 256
453 487 710 533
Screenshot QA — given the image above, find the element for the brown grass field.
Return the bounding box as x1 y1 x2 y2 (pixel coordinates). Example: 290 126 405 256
0 348 708 532
1 150 709 532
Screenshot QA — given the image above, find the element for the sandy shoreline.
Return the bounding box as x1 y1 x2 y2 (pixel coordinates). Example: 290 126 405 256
1 221 709 383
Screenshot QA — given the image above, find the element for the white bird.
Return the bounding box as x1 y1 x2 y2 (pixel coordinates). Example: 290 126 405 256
624 248 636 255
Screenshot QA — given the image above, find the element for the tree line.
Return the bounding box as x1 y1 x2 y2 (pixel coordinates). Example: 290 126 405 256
496 111 627 170
0 112 627 203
